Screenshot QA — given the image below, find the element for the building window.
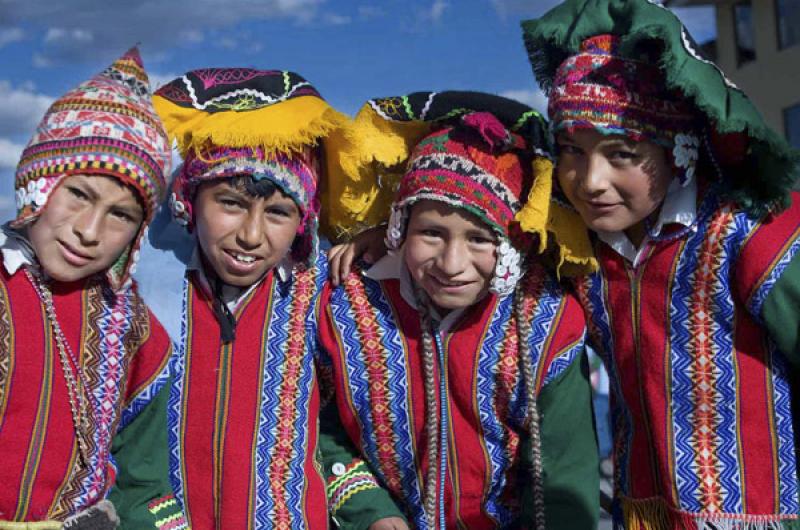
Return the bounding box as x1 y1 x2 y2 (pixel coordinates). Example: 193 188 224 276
734 2 756 65
776 0 800 50
785 103 800 149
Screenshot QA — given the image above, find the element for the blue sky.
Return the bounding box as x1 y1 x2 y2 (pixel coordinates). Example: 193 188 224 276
0 0 716 336
0 0 716 223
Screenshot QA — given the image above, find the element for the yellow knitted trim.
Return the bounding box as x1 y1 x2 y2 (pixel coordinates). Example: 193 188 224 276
148 497 177 515
331 483 379 513
153 95 347 159
154 512 185 528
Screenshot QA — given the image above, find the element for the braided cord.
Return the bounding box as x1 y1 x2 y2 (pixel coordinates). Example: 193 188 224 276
417 288 440 528
515 280 546 530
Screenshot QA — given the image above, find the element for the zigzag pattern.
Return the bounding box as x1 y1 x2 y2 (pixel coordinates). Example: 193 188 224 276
330 275 425 525
53 284 135 518
671 199 744 514
258 268 316 528
591 191 800 521
476 293 515 526
166 276 191 512
577 271 633 496
748 233 800 320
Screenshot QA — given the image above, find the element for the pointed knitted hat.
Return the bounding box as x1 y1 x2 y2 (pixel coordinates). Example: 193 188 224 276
521 0 800 215
13 46 171 289
153 69 347 267
323 90 596 277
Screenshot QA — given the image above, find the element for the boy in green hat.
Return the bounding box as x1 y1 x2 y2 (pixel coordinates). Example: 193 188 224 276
521 1 800 528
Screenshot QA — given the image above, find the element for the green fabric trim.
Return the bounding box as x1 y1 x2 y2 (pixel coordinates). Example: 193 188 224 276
109 381 176 530
318 402 406 530
521 0 800 216
763 251 800 367
519 350 600 529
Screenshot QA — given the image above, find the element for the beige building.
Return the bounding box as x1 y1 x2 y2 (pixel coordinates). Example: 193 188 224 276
665 0 800 148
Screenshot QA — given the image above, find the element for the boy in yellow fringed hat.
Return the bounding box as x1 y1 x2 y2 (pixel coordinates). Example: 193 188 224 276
124 68 405 530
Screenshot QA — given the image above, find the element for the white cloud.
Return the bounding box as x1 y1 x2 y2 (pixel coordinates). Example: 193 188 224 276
428 0 448 23
0 27 24 48
323 13 352 25
357 5 384 20
500 88 547 114
0 138 24 169
179 30 205 44
0 0 326 65
44 28 93 44
0 81 55 137
491 0 561 18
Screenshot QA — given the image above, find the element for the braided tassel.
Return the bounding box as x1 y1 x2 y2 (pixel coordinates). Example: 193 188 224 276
515 280 547 530
417 288 440 529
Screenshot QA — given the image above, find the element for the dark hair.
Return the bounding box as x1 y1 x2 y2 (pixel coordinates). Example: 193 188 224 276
228 174 282 199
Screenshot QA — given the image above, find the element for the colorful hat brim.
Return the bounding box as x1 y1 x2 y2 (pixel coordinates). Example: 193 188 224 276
154 93 347 159
321 91 597 276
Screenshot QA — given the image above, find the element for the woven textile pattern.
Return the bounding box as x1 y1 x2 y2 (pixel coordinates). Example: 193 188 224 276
577 191 800 527
322 261 584 528
167 255 329 529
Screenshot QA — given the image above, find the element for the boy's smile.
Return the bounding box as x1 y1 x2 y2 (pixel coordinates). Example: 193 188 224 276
403 200 497 314
193 179 301 288
27 174 144 283
556 129 674 247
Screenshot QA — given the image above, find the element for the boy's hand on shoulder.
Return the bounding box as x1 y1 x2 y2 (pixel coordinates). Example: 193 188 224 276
328 226 388 287
368 516 410 530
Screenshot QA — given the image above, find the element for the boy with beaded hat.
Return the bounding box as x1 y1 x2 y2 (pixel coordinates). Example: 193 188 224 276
318 91 599 529
128 68 402 529
0 48 176 528
522 1 800 528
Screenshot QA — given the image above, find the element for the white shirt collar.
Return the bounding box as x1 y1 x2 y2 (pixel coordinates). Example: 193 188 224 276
0 224 36 275
596 177 698 266
364 251 466 334
187 244 292 312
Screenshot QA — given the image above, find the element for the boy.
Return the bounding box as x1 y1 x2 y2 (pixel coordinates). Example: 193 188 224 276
522 1 800 527
0 48 175 528
132 68 401 529
319 91 599 529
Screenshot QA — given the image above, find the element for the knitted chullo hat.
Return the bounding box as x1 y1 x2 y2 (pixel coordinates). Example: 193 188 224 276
386 113 533 295
154 69 347 267
522 0 800 215
549 34 700 186
323 91 596 277
13 47 171 290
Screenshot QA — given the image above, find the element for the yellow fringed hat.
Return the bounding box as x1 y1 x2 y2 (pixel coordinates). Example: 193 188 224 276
322 90 596 276
153 69 348 266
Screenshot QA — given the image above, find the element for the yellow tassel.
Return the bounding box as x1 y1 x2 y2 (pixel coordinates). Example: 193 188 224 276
320 103 430 240
621 496 677 530
153 94 347 158
516 158 597 277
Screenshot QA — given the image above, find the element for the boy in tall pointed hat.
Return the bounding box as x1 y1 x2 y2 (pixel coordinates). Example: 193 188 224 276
0 48 175 529
522 0 800 527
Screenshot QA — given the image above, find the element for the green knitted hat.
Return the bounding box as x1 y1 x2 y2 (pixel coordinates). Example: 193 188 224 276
522 0 800 216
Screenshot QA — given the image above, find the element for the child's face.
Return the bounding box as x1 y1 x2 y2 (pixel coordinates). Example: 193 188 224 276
403 200 497 314
27 174 144 283
556 129 673 245
193 179 301 288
